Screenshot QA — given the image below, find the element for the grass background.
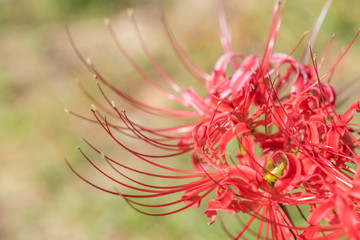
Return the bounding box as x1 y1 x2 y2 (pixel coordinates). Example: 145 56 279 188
1 0 360 239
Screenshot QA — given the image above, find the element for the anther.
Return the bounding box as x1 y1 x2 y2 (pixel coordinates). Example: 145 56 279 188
91 104 97 111
313 53 317 62
86 58 92 65
127 8 134 16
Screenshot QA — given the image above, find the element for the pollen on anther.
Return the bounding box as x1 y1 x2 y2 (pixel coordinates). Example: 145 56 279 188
91 104 97 111
127 8 134 16
64 108 70 114
86 58 92 65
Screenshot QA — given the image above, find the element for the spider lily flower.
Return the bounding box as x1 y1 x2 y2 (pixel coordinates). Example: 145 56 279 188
66 0 360 239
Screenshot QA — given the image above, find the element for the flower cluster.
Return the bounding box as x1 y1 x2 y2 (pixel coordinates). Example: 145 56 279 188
67 1 360 239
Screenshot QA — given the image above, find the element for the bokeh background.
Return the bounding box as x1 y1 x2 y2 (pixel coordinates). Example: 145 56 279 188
1 0 360 239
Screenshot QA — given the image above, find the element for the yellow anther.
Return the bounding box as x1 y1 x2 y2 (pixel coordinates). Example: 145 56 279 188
127 8 134 16
86 58 92 65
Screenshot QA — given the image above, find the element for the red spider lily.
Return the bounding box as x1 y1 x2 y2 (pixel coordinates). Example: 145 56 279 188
66 0 360 239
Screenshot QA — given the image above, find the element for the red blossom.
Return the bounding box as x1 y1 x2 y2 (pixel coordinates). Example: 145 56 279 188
66 0 360 239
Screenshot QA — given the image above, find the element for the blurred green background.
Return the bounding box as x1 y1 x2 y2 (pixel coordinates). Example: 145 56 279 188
1 0 360 239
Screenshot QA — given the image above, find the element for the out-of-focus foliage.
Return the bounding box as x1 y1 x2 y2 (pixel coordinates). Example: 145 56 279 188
0 0 152 25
